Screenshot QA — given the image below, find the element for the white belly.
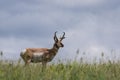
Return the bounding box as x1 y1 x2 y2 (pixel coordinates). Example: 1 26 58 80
31 52 44 62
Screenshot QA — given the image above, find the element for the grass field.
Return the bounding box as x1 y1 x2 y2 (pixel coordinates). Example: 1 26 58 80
0 58 120 80
0 51 120 80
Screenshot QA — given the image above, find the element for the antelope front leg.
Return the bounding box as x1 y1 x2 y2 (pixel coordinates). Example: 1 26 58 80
42 61 47 70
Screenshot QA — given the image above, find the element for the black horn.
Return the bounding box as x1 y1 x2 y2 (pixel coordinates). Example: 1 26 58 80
54 31 58 42
60 32 65 41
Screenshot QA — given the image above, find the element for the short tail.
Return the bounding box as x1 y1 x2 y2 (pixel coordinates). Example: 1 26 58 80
20 52 24 58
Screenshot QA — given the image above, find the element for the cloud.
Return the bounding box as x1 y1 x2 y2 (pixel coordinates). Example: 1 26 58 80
47 0 106 7
0 0 120 62
63 8 120 61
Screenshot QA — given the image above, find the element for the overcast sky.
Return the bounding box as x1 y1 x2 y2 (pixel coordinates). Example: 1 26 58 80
0 0 120 63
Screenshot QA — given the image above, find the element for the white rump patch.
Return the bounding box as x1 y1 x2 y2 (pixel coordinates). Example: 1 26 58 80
21 49 26 53
20 49 26 56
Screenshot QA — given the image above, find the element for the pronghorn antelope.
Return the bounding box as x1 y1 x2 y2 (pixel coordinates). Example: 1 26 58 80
20 32 65 66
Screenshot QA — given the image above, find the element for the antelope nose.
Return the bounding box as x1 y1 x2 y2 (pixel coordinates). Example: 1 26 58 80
61 44 64 47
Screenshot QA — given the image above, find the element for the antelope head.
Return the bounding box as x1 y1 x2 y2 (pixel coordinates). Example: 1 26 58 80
53 31 65 48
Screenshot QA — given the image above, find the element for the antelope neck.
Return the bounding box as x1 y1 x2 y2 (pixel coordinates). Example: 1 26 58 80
50 44 59 55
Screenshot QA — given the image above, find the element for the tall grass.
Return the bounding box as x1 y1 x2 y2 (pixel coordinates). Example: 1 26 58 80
0 52 120 80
